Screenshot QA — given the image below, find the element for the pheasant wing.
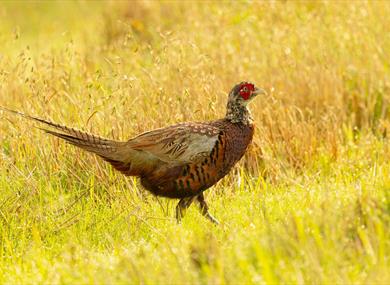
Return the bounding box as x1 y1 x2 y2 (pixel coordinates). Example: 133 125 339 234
126 122 221 164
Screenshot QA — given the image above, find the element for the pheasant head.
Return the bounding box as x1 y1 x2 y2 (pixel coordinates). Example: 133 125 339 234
225 82 266 124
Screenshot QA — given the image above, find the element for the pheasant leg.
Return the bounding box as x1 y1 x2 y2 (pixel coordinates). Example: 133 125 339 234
197 193 220 225
175 196 196 223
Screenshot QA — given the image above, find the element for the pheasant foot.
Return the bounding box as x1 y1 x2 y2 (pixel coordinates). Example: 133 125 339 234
197 193 220 225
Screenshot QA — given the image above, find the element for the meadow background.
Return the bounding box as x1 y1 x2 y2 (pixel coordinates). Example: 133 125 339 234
0 1 389 284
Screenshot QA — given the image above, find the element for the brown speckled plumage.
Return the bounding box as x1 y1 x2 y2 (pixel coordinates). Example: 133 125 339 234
0 82 266 224
140 120 254 199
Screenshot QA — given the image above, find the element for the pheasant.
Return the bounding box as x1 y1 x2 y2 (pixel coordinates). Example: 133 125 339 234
0 82 265 224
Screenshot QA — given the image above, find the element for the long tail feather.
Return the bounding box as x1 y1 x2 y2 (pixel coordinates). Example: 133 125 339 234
0 106 121 157
1 106 114 144
1 106 158 177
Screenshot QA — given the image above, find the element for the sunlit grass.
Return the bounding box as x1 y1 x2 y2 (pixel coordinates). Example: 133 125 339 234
0 1 389 284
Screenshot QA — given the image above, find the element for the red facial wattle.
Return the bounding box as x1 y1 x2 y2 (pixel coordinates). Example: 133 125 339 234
239 83 255 100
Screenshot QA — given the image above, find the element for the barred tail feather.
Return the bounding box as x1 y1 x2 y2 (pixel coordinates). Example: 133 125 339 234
1 106 113 145
44 128 139 176
43 129 119 156
1 106 160 177
1 106 122 158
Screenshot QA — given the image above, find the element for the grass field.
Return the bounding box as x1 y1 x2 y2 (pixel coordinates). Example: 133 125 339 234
0 1 389 284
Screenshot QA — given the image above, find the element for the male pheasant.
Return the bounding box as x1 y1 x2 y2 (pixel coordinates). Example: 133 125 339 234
1 82 265 224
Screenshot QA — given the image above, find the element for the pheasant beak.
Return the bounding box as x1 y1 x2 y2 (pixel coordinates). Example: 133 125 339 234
251 87 267 98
